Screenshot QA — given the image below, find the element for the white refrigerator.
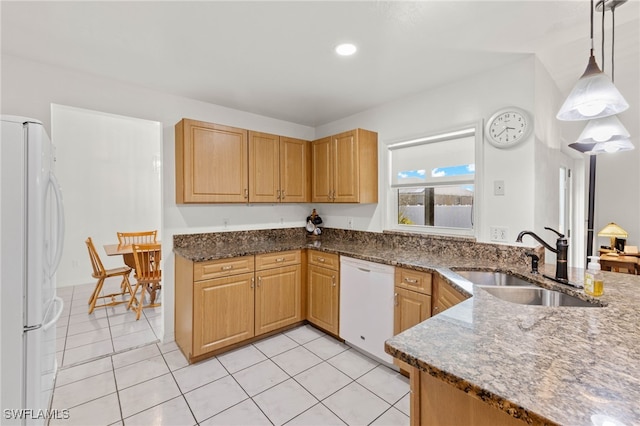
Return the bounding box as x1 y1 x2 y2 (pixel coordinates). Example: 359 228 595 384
1 116 65 425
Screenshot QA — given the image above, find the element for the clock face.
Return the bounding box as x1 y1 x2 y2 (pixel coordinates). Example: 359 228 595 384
486 108 531 148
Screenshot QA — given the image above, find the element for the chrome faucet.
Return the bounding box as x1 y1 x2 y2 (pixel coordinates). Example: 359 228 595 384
516 227 569 283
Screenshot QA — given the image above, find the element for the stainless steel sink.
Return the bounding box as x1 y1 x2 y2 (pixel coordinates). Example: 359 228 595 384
479 286 599 307
455 270 533 287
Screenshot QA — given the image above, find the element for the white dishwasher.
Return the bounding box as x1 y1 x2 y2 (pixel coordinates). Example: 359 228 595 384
340 256 395 364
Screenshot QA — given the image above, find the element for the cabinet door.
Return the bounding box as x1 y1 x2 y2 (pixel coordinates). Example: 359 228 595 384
193 272 254 356
280 137 309 203
249 131 280 203
332 130 359 203
311 137 333 202
394 287 431 335
432 275 468 316
307 264 339 334
176 119 248 203
255 265 302 336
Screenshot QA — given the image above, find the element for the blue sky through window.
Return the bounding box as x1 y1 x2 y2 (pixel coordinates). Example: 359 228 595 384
397 164 474 180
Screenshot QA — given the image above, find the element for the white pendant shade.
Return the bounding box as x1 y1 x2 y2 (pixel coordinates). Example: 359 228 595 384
576 115 630 143
557 55 629 121
589 138 635 154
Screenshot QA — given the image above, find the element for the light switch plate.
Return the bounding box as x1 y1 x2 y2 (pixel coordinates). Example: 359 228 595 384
494 180 505 196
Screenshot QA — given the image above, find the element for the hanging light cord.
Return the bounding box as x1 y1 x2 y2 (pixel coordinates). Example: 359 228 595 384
611 5 616 82
590 0 595 55
601 1 606 73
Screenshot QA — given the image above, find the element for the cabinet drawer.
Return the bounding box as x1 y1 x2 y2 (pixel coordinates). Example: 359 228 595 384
307 250 339 270
395 267 432 295
194 256 255 281
255 250 301 270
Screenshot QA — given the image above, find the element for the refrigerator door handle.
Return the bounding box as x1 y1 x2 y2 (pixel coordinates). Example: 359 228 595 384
48 172 65 277
42 297 64 331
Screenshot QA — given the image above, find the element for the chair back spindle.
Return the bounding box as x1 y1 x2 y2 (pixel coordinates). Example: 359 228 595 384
117 230 158 246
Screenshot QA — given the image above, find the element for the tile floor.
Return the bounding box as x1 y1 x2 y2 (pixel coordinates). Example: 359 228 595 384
51 282 410 426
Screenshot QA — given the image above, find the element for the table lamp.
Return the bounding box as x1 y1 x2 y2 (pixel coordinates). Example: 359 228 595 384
597 222 628 250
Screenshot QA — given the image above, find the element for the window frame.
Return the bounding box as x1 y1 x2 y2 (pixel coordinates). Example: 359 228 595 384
386 121 484 237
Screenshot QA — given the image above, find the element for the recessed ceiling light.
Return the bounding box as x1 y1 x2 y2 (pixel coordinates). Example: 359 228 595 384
335 43 357 56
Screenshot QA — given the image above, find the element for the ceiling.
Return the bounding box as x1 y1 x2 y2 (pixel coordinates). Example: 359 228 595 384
1 1 639 127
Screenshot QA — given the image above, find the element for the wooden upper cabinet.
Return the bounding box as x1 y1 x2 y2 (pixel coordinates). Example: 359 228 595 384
311 129 378 203
248 132 310 203
175 119 248 203
311 137 332 202
249 131 280 203
280 137 310 203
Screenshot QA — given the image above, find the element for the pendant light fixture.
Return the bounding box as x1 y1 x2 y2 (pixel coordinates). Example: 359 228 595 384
573 0 633 152
556 0 629 121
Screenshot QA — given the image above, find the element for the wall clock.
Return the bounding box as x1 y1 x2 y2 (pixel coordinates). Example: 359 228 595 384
485 107 532 148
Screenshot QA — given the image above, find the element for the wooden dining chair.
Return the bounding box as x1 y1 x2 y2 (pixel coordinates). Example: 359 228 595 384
85 237 136 314
117 230 158 246
128 243 162 320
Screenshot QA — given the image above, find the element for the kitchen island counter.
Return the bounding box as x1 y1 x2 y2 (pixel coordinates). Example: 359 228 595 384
385 265 640 425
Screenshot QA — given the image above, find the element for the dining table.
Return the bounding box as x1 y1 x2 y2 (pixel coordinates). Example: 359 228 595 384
104 241 162 305
103 241 162 270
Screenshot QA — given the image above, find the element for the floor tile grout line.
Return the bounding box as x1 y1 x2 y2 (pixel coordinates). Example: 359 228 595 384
109 356 126 425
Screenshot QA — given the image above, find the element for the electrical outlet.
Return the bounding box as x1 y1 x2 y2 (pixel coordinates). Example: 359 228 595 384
223 218 229 229
494 180 505 196
347 217 354 229
490 226 508 242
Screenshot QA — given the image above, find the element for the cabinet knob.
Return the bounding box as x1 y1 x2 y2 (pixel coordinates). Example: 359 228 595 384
276 189 281 200
316 257 325 263
332 275 336 286
276 257 285 262
221 265 233 271
244 188 249 199
404 277 418 284
257 276 262 287
394 292 398 306
281 190 286 200
251 277 255 289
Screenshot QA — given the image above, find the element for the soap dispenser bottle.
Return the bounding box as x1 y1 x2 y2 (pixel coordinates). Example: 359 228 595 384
584 256 604 296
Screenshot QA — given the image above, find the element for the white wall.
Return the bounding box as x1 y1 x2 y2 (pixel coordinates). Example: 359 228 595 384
51 105 162 286
315 56 537 243
1 54 314 342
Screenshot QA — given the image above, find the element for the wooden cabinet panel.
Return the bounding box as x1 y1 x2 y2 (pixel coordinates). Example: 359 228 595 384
194 256 254 281
193 272 255 356
396 268 432 294
311 129 378 204
280 137 310 203
307 250 339 270
311 136 333 202
333 130 359 203
255 265 302 336
307 263 339 334
432 274 469 316
248 131 280 203
394 287 431 335
255 250 301 270
176 119 248 203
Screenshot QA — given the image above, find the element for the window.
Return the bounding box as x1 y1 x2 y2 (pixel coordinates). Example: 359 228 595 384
389 126 478 233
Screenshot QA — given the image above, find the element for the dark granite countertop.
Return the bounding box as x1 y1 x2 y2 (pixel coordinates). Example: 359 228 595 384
173 231 640 425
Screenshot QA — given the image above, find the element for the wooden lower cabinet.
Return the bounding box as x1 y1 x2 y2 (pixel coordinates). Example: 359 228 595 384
175 251 302 362
410 367 523 426
394 287 431 335
432 274 469 316
307 251 340 335
193 272 255 357
255 264 302 336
